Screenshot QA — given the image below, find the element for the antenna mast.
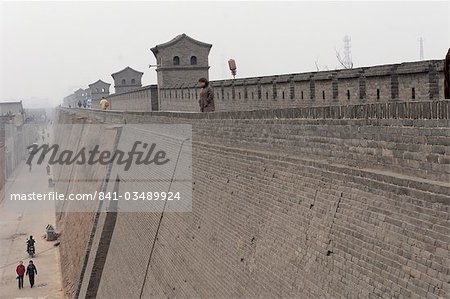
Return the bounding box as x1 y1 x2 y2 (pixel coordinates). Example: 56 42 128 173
419 37 424 60
343 34 352 68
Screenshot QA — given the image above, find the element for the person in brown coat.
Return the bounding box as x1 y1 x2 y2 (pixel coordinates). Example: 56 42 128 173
198 78 215 112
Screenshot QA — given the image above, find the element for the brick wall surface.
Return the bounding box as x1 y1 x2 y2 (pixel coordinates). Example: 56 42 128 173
56 104 449 298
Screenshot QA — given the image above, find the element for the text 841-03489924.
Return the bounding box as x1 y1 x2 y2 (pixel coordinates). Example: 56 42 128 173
97 191 181 201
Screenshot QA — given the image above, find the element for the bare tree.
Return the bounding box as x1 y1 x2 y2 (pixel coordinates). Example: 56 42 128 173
335 47 353 69
314 57 320 71
335 35 354 69
314 57 329 71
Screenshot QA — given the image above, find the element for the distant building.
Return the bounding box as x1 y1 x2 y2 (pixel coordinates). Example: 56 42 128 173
0 101 23 116
63 94 76 107
24 108 46 123
88 80 111 101
74 88 85 106
111 66 144 94
151 33 212 88
83 88 91 101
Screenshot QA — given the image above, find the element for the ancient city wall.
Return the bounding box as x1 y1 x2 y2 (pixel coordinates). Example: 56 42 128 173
56 100 449 298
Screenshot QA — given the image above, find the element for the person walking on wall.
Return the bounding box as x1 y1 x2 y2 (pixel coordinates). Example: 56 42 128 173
16 261 25 289
99 97 109 110
198 78 215 112
26 260 37 288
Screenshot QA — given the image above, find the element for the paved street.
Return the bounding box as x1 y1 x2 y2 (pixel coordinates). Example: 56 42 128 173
0 128 63 299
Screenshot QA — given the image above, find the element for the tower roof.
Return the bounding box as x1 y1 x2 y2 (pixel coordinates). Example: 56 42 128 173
111 66 144 77
150 33 212 56
88 79 111 88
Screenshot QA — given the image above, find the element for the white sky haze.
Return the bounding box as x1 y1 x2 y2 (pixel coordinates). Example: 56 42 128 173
0 1 448 107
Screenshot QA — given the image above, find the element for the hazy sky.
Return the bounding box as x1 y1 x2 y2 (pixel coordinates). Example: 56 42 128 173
0 1 448 108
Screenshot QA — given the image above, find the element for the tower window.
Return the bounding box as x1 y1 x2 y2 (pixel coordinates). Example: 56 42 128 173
301 91 304 99
190 56 197 65
322 90 325 100
122 79 126 85
411 87 416 99
131 78 136 84
347 90 350 100
102 88 105 92
377 89 380 99
173 56 180 65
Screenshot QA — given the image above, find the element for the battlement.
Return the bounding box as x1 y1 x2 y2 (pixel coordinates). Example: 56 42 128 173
158 59 445 112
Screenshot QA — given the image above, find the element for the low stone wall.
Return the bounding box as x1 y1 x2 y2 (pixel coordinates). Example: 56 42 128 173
91 85 158 112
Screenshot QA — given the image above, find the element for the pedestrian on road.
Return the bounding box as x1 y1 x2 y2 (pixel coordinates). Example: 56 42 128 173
26 260 37 288
16 261 25 289
198 78 215 112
